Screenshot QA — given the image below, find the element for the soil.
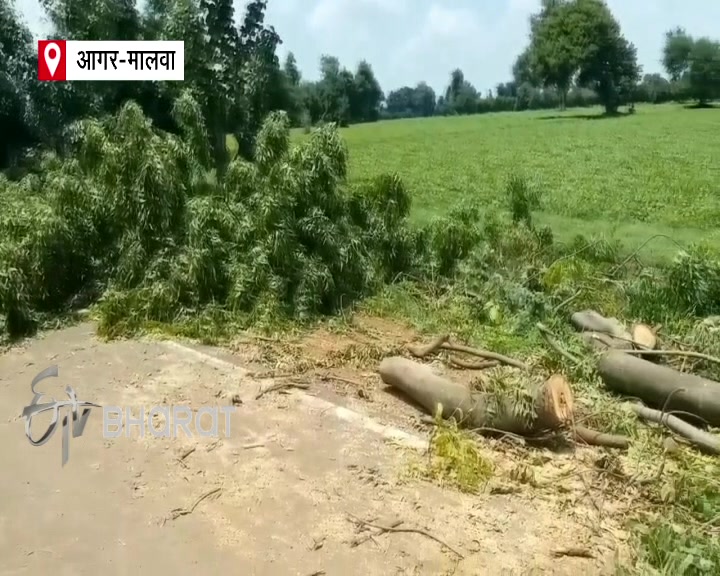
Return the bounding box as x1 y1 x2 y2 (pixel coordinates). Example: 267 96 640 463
0 318 629 575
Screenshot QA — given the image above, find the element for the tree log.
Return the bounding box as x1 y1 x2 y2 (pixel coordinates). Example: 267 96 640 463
580 332 633 352
571 310 632 340
378 357 573 435
631 324 657 351
598 350 720 426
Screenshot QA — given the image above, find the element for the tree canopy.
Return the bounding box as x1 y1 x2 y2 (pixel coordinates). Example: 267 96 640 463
663 28 720 104
519 0 641 113
0 0 715 172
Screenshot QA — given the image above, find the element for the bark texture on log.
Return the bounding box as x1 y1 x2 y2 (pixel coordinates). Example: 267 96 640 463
378 357 573 435
598 351 720 427
580 332 633 352
571 310 631 340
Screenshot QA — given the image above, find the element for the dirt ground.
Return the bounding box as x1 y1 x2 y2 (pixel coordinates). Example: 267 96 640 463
0 319 626 575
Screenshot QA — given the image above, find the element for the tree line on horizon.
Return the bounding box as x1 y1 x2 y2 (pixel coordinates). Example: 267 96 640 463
1 0 719 171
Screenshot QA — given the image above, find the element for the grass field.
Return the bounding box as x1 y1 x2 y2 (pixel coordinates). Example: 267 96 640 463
336 104 720 262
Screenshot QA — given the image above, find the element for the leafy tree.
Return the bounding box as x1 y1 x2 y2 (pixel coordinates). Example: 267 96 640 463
283 52 301 86
663 28 694 81
525 0 579 109
688 38 720 104
443 69 478 115
636 73 672 104
352 61 383 122
512 49 536 86
0 0 36 168
663 29 720 105
384 83 436 118
573 0 641 113
412 82 436 117
522 0 639 113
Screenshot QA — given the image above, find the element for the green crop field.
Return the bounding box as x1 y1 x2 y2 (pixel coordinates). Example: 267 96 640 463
335 104 720 261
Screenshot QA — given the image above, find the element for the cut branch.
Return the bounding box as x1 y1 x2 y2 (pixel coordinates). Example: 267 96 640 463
574 425 629 450
597 351 720 427
630 404 720 455
537 323 582 365
449 356 499 370
407 336 528 370
407 334 449 358
439 343 529 371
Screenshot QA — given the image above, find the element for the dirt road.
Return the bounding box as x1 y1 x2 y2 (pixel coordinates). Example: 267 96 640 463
0 324 617 575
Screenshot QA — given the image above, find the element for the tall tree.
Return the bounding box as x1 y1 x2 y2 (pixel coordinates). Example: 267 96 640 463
352 61 383 122
0 0 36 168
412 82 436 117
526 0 579 110
687 38 720 104
283 52 301 86
662 28 694 81
574 0 641 114
663 29 720 105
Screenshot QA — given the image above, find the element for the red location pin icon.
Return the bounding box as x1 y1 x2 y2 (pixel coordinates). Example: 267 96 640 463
38 40 66 81
45 43 61 77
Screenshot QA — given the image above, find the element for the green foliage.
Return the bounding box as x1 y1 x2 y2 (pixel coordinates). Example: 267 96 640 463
635 521 720 575
522 0 641 113
425 406 494 494
663 28 720 104
0 96 479 341
336 104 720 234
506 174 542 227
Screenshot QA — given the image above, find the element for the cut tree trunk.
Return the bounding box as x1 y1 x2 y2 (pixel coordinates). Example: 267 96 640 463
631 324 657 351
580 332 633 352
597 350 720 427
571 310 632 340
378 357 573 435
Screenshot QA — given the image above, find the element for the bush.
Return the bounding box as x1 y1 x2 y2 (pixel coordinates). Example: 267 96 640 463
0 92 478 341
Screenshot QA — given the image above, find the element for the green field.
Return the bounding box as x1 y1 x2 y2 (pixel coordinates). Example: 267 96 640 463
337 104 720 261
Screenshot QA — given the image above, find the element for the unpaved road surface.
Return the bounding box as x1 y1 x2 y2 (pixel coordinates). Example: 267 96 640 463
0 324 618 575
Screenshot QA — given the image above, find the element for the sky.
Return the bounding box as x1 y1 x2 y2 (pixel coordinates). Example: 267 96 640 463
16 0 720 95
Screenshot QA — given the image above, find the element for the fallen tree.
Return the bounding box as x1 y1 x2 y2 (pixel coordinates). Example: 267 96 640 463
379 357 627 450
379 357 572 435
598 350 720 427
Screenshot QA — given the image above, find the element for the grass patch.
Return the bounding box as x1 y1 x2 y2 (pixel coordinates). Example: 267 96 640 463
310 104 720 262
424 407 494 494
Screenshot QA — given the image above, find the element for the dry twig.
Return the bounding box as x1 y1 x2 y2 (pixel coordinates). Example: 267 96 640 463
407 335 528 370
552 547 595 559
321 373 365 387
164 487 222 525
176 446 196 467
449 356 499 370
255 381 310 399
440 343 528 371
346 513 464 559
407 334 449 358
